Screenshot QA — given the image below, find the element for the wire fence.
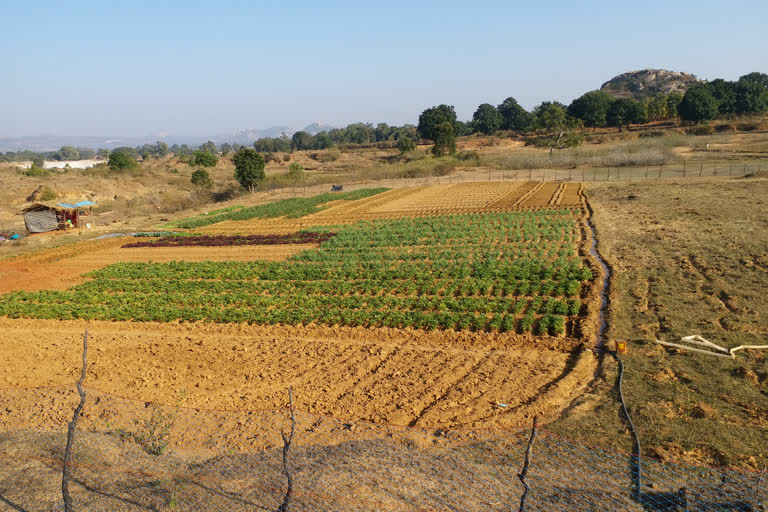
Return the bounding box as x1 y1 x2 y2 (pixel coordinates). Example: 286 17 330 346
1 383 765 511
255 159 766 199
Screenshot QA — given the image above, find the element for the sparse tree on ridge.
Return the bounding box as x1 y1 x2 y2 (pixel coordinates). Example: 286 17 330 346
606 98 646 130
233 148 265 192
498 97 532 131
472 103 503 135
108 151 138 171
431 122 456 157
396 136 416 154
678 84 720 122
739 72 768 89
567 90 614 130
418 104 457 141
193 150 218 167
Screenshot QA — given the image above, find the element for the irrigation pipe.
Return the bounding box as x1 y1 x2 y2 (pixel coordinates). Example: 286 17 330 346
655 335 768 359
598 347 642 502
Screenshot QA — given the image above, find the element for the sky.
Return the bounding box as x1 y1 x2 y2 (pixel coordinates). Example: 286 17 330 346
1 0 766 137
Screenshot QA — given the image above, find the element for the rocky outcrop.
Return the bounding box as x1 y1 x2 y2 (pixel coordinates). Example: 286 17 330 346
601 69 701 99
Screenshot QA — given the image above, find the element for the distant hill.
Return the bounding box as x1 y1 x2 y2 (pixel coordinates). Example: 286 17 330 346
301 122 338 135
600 69 701 99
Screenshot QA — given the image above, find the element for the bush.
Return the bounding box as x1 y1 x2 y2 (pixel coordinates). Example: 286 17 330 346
108 151 138 171
455 150 480 162
285 163 305 183
193 150 218 167
396 137 416 154
190 169 213 188
22 165 52 177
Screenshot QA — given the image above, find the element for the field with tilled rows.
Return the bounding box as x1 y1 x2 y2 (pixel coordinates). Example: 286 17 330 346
0 181 600 433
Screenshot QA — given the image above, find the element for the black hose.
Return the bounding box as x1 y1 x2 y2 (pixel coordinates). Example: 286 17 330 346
598 346 642 502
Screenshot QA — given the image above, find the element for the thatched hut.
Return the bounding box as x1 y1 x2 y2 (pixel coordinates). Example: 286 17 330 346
20 201 97 233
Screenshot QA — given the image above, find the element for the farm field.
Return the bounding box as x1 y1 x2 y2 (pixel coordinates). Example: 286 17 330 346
0 181 601 433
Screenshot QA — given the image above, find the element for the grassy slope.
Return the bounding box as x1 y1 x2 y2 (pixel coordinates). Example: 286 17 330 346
551 175 768 469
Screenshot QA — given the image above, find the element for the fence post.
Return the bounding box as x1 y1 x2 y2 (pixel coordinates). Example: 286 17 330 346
517 416 539 512
714 161 717 176
62 329 88 512
683 160 686 178
699 163 703 177
658 165 662 180
277 388 296 512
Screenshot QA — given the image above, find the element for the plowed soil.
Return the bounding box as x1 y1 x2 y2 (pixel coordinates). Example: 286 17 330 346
0 238 313 292
0 318 595 432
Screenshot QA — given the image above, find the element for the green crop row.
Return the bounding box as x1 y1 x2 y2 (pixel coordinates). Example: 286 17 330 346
175 188 390 228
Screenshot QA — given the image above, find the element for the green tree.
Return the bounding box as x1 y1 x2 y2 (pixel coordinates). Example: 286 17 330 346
97 148 111 159
396 136 416 153
431 122 456 157
606 98 646 130
291 131 314 151
199 140 217 154
498 97 532 131
666 92 683 118
285 163 305 183
374 123 392 141
233 148 265 192
734 79 768 113
32 156 45 168
472 103 502 135
155 141 169 157
678 84 720 122
57 145 80 161
644 93 669 122
709 79 737 114
190 168 213 188
567 90 614 130
532 102 570 132
108 151 138 171
738 72 768 89
219 143 233 154
418 104 457 141
193 150 218 167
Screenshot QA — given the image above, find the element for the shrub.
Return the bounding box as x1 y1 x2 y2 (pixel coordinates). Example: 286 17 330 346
312 148 342 162
193 150 218 167
396 137 416 154
285 163 305 183
190 169 213 188
108 151 138 171
22 165 52 177
455 150 480 162
40 187 57 201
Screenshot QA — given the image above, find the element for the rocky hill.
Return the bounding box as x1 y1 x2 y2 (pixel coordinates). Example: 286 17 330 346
600 69 701 99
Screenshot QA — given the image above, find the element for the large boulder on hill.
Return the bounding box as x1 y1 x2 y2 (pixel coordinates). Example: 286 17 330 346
601 69 702 99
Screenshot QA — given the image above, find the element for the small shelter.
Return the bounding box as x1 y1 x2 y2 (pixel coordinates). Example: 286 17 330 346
20 200 98 234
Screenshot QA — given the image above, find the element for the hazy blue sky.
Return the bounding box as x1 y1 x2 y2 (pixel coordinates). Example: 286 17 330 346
2 0 766 137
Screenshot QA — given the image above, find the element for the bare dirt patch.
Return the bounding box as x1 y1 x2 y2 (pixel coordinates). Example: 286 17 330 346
0 238 310 292
0 318 595 431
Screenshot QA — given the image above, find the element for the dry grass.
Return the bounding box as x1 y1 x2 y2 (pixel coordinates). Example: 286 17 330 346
551 175 768 469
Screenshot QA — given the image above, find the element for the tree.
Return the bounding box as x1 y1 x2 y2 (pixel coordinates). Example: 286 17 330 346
57 146 80 161
666 92 683 118
709 79 737 114
155 141 169 157
199 140 217 154
498 97 532 131
396 136 416 154
678 84 720 122
738 72 768 89
453 120 473 136
97 148 111 159
431 122 456 157
108 151 138 171
219 143 233 154
233 148 265 192
472 103 502 135
567 90 614 130
532 102 570 132
285 163 305 184
734 79 768 114
644 93 669 122
291 131 314 151
32 156 45 168
418 104 457 141
193 150 218 167
190 168 213 188
606 98 646 130
374 123 392 142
